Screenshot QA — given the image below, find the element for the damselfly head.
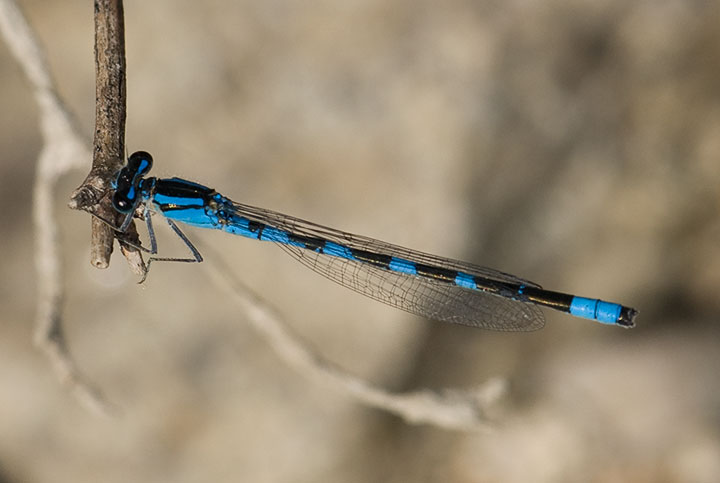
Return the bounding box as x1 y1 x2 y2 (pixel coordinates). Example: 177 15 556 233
112 151 154 213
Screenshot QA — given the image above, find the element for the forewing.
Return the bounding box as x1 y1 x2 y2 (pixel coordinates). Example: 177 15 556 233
232 201 545 331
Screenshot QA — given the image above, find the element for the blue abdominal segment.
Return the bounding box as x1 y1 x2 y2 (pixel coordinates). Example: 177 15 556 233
569 297 624 325
388 257 418 275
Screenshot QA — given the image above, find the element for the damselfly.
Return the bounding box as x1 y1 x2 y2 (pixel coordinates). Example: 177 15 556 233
102 151 638 331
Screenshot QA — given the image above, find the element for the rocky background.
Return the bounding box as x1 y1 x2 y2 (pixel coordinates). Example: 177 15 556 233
1 0 719 481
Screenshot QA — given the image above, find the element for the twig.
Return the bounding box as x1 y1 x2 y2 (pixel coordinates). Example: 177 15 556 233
69 0 144 275
0 0 115 414
200 242 505 431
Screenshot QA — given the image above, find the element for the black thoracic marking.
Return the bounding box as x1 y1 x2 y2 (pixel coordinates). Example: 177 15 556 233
414 263 458 283
159 200 205 211
154 178 215 198
247 220 265 238
158 203 204 212
349 248 392 268
287 233 325 251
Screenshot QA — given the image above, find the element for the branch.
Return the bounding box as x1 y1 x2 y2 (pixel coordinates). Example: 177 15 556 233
201 242 505 431
69 0 144 274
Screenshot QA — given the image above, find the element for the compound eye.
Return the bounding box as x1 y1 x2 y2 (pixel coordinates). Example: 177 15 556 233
112 151 153 213
112 186 136 213
128 151 153 175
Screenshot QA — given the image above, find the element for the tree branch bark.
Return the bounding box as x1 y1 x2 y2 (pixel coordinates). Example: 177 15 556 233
69 0 143 274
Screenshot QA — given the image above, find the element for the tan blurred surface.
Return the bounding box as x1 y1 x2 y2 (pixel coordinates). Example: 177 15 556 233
1 0 719 481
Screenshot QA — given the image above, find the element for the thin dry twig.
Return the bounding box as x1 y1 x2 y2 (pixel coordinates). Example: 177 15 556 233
69 0 144 275
200 242 505 431
0 0 113 414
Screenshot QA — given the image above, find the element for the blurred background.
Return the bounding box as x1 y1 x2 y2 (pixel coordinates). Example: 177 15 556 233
1 0 719 481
